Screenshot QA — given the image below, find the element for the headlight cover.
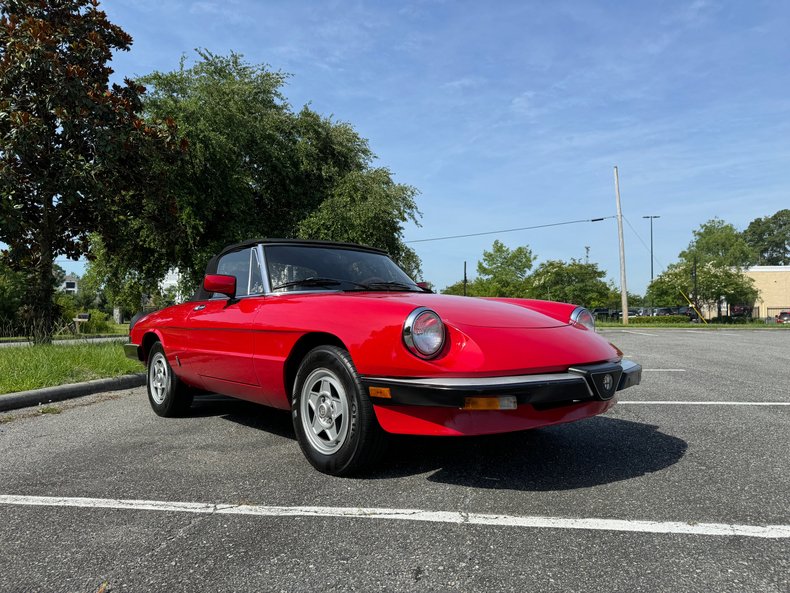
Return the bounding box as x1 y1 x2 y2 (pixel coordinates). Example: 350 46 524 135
403 307 445 359
570 307 595 331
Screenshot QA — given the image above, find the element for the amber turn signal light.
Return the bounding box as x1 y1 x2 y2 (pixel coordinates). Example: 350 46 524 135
369 387 392 399
463 396 517 410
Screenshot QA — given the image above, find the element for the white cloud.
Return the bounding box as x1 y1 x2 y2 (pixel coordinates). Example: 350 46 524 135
510 91 537 116
441 76 485 91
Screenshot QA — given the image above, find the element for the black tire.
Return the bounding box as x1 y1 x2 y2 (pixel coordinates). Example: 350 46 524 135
292 345 386 476
146 342 193 417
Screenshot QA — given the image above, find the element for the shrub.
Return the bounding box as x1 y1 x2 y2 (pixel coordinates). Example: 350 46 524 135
708 315 755 325
630 315 690 325
82 309 113 334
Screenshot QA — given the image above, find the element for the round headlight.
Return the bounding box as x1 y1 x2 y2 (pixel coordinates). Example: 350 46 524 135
570 307 595 331
403 307 445 359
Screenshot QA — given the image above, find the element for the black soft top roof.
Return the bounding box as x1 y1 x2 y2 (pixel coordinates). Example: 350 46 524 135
192 239 389 301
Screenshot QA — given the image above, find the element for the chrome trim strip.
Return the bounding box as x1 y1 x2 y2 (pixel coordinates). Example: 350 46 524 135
570 306 595 330
256 243 272 294
364 372 589 389
620 359 639 373
403 307 445 360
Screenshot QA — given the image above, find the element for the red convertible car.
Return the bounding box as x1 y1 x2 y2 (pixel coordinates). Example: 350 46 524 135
126 239 641 475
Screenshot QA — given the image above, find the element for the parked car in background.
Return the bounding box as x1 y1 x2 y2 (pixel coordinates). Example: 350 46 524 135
655 307 675 316
677 306 700 322
776 311 790 324
730 305 753 318
126 239 642 475
615 309 640 318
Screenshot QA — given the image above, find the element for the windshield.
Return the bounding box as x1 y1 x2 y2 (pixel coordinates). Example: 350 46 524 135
264 245 420 293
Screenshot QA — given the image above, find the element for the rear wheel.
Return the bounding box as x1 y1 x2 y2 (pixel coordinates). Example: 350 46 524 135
146 342 193 417
292 345 386 476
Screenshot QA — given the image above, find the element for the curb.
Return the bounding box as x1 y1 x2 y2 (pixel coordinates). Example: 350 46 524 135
0 374 146 412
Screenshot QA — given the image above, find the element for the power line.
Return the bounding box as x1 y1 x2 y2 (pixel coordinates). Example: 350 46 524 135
406 215 617 244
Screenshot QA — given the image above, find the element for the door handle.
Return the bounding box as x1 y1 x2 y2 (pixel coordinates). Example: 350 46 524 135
193 305 206 311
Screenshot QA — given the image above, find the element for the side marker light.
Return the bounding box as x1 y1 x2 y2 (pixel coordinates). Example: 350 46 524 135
369 387 392 399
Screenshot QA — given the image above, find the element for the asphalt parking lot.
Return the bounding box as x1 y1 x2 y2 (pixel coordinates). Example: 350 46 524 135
1 330 788 593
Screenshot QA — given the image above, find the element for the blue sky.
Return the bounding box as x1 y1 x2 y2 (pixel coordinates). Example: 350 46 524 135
62 0 790 293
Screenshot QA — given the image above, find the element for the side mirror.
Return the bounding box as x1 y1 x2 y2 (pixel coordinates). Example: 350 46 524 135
204 274 236 299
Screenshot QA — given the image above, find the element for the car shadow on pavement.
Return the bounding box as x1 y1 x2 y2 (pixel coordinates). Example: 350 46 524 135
371 416 688 491
190 395 296 440
189 397 687 490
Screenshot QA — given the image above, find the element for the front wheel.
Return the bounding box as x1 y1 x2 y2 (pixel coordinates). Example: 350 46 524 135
146 342 193 417
292 346 386 476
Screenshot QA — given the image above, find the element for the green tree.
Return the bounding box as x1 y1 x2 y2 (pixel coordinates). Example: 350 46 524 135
0 0 175 342
297 168 422 278
52 263 66 288
441 277 497 297
98 51 421 294
0 256 25 332
441 280 467 296
743 209 790 265
530 259 611 307
646 261 758 313
81 235 159 315
654 217 762 317
468 240 534 297
679 218 755 268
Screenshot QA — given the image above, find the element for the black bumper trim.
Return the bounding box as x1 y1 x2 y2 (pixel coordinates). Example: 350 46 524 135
362 360 642 408
124 343 143 362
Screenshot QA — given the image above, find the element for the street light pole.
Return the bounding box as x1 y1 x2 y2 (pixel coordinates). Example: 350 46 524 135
643 215 660 315
642 215 660 282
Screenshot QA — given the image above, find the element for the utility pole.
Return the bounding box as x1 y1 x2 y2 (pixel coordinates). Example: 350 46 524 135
463 261 467 297
614 167 629 324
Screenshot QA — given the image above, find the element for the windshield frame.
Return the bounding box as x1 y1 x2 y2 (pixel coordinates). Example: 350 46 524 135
261 243 421 295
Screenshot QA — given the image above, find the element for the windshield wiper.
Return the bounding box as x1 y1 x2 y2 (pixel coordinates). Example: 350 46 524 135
356 281 427 292
272 277 429 293
272 277 343 291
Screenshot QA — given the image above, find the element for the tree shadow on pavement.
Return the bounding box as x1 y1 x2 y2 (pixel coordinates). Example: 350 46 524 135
370 416 687 491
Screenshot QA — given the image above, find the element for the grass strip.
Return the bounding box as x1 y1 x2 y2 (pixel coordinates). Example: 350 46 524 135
0 342 143 395
0 323 129 342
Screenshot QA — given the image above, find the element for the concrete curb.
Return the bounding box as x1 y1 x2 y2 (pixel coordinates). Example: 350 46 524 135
0 374 146 412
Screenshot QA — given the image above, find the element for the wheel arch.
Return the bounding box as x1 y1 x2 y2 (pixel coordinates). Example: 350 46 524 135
141 330 164 363
284 332 349 401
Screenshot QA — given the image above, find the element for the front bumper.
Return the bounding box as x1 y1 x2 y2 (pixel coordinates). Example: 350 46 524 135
361 360 641 408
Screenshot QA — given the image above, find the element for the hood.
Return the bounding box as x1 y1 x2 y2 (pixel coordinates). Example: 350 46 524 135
348 292 567 329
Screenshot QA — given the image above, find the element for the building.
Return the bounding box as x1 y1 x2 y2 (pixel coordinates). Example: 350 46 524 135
60 273 79 294
744 266 790 319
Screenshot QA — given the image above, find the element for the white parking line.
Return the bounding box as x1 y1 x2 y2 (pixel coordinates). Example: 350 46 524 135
1 494 788 539
620 330 656 336
620 401 790 406
642 369 686 372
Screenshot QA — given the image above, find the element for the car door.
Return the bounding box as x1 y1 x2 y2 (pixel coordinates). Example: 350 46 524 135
185 246 266 399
